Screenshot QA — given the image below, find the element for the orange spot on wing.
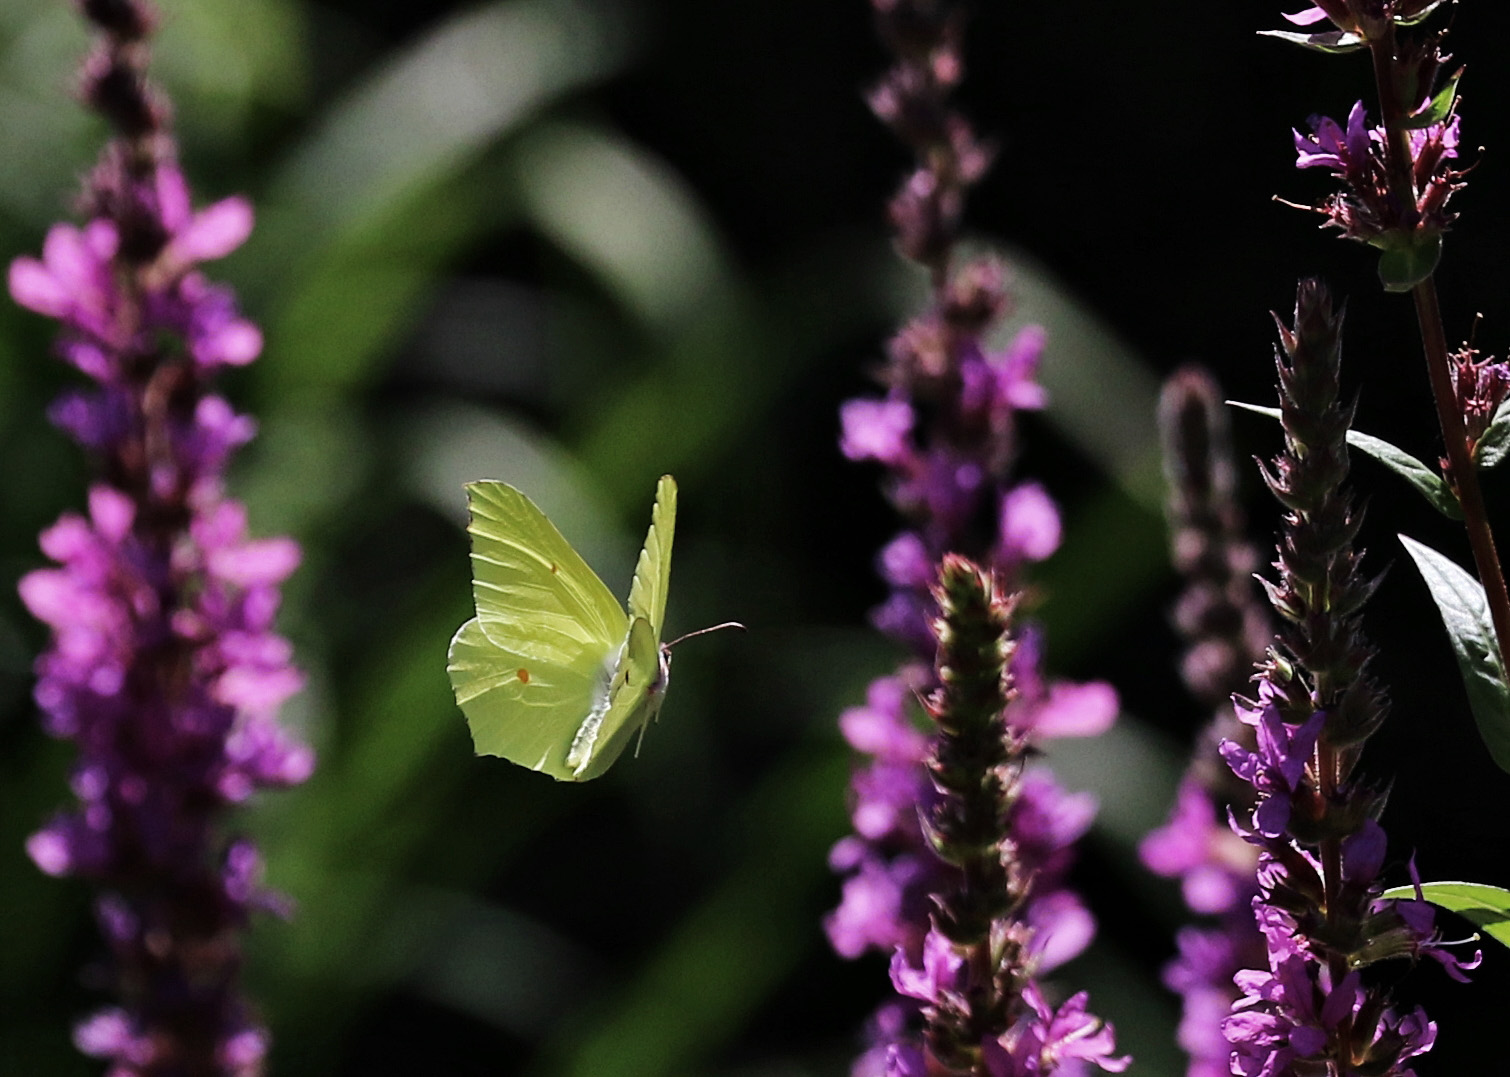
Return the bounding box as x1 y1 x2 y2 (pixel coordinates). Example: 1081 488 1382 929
517 668 530 684
549 562 559 574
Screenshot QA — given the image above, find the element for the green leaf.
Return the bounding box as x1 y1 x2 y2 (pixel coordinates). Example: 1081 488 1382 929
1399 535 1510 773
1256 28 1367 54
1397 0 1450 26
1402 69 1460 130
1376 232 1442 292
1224 401 1282 422
1475 398 1510 469
243 0 635 402
1226 402 1462 520
1346 428 1462 519
1380 880 1510 951
514 124 734 332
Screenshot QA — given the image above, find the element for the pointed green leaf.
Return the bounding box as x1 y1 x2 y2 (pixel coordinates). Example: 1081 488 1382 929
1402 70 1460 130
1380 880 1510 951
1227 402 1462 519
1225 401 1282 422
1475 399 1510 469
1346 428 1462 519
1257 28 1366 54
1397 0 1449 26
1399 535 1510 773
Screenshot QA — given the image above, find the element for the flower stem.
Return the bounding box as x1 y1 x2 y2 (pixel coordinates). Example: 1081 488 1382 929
1367 27 1510 679
1412 278 1510 670
1316 737 1355 1054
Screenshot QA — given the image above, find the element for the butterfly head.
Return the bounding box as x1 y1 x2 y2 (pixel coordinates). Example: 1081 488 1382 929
652 644 672 696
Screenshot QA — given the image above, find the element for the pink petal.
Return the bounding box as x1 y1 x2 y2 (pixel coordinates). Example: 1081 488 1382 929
89 485 136 542
202 319 263 366
1033 680 1118 738
173 196 254 263
209 537 301 587
8 257 69 316
1283 6 1331 24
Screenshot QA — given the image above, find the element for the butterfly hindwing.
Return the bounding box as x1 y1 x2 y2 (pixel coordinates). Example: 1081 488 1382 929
448 617 612 777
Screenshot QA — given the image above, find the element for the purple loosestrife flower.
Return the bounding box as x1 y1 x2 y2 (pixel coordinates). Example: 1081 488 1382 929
1280 4 1467 291
10 2 311 1073
1293 100 1463 247
1218 280 1476 1077
1139 368 1271 1077
1447 345 1510 472
828 2 1119 1072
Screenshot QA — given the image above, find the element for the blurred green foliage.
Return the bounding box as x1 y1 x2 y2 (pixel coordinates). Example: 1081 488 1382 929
8 0 1508 1073
6 0 1175 1072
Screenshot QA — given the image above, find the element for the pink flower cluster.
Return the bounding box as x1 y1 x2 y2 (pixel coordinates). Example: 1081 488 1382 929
12 154 311 1074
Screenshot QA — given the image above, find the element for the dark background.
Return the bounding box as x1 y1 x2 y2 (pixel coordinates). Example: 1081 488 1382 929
2 0 1509 1072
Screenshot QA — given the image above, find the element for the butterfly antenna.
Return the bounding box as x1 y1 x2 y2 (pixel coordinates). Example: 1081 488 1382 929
665 621 746 650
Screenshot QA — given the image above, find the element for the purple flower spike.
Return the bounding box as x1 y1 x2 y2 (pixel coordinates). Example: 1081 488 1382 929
11 1 310 1071
832 3 1119 1072
1217 282 1471 1077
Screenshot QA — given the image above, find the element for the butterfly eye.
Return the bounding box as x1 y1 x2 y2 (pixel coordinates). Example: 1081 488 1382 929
516 668 530 684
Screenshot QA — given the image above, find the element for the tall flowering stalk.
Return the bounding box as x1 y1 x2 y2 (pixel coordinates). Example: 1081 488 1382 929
880 557 1127 1076
1219 280 1475 1076
1139 368 1269 1077
1280 0 1510 691
827 0 1120 1072
9 2 312 1072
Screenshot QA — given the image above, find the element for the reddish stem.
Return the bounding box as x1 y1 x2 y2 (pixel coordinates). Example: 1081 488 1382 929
1367 25 1510 679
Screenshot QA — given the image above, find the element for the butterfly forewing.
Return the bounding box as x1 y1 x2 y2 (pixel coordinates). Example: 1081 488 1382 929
627 475 677 640
465 481 627 661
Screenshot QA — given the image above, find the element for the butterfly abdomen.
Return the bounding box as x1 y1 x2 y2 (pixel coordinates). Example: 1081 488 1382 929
564 638 627 777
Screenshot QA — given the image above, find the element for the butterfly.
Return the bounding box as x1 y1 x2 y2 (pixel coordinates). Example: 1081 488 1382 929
448 474 730 780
